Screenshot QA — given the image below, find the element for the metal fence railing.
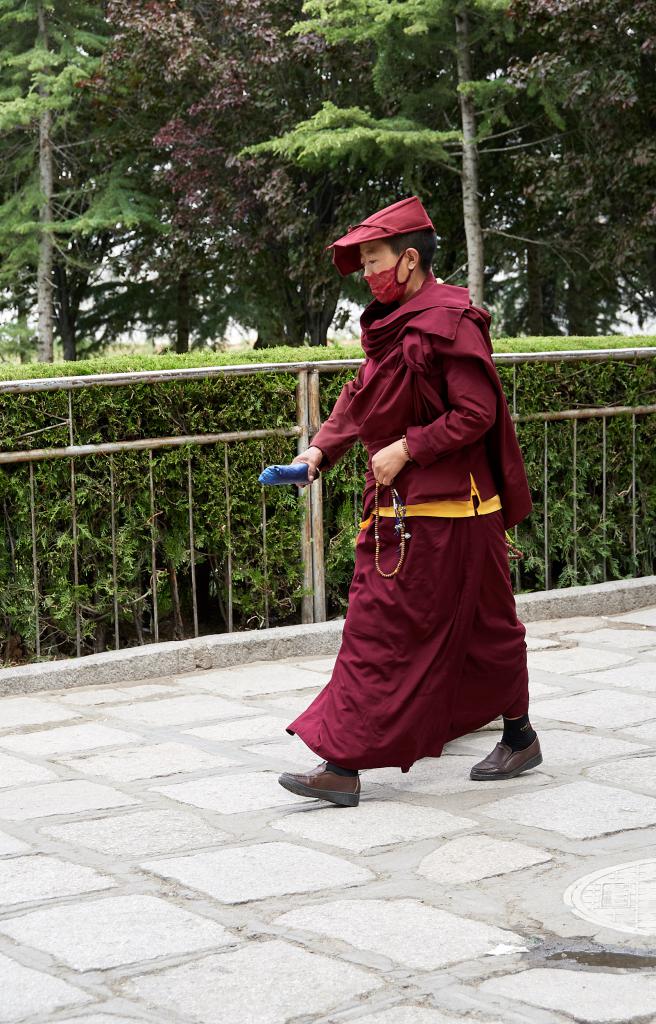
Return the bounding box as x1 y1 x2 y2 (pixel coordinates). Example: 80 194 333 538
0 347 654 657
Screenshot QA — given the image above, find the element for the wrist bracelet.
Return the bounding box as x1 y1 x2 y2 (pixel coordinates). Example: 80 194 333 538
401 434 413 461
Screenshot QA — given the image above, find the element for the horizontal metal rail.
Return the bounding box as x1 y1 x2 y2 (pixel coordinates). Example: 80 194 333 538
0 346 653 394
514 403 656 423
0 427 300 465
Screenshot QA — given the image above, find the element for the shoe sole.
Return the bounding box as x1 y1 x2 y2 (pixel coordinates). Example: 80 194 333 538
469 751 543 781
278 775 360 807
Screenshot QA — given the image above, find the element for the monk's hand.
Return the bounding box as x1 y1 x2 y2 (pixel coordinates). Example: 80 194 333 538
371 439 410 486
291 445 323 487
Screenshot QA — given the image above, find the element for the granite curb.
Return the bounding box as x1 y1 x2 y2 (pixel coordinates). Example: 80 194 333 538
1 574 654 697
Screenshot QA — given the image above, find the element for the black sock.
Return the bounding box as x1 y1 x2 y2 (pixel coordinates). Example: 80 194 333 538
326 761 359 777
502 713 536 751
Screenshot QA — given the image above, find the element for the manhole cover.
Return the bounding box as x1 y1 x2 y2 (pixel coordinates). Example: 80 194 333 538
564 858 656 935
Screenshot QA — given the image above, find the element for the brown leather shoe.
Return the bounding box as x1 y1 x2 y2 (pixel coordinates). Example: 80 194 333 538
469 735 543 781
278 762 360 807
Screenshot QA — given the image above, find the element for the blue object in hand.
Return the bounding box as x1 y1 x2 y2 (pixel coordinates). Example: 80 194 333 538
258 463 317 485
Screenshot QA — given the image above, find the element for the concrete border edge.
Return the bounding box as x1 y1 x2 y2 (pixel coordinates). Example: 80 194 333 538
1 575 654 696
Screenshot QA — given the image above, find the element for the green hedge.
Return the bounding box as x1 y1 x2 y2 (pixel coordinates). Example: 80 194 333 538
0 340 654 663
0 334 654 382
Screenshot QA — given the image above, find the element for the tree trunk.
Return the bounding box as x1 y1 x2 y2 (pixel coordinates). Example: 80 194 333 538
175 268 191 353
454 4 484 306
526 243 544 335
36 2 54 362
305 286 340 346
565 277 596 336
167 560 184 640
54 263 76 360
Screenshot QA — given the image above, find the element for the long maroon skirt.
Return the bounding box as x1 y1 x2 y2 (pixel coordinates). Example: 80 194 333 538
287 508 529 772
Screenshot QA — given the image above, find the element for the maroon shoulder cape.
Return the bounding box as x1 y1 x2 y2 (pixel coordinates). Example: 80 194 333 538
350 275 532 530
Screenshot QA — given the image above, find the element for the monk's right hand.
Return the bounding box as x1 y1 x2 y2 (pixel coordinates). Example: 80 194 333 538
291 446 323 487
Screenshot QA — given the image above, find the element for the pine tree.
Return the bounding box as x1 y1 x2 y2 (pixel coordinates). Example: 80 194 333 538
248 0 515 305
0 0 105 358
0 0 164 361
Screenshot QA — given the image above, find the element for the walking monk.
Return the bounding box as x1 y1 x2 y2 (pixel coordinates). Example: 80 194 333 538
279 196 542 808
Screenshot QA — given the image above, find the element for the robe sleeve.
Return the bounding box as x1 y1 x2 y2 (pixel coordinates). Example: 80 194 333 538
309 361 367 470
404 322 497 468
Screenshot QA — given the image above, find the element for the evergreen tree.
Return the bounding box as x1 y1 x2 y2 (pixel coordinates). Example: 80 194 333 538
249 0 517 305
0 0 164 360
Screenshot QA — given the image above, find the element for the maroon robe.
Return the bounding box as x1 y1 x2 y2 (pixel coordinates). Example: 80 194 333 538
287 274 532 772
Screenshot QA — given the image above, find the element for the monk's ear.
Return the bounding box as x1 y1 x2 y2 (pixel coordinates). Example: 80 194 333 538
405 247 420 270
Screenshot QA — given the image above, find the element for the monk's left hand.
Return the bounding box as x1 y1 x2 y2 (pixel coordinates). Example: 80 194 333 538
371 439 410 486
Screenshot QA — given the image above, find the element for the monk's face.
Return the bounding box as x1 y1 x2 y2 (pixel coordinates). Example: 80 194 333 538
359 240 418 280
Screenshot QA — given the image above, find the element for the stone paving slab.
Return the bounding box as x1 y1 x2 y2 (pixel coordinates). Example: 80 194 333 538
584 753 656 793
0 893 234 971
531 688 656 728
612 606 656 627
479 967 656 1022
0 722 142 757
275 898 527 970
40 807 230 859
0 854 116 907
271 802 477 853
106 693 259 726
527 647 631 674
56 682 174 706
1 604 656 1024
151 771 297 814
0 749 58 787
0 696 81 729
56 740 239 782
623 719 656 742
141 841 374 903
183 714 289 743
120 941 383 1024
0 830 31 856
480 780 656 839
416 835 553 885
180 661 328 697
577 662 656 690
565 627 656 650
1 779 139 820
0 952 92 1020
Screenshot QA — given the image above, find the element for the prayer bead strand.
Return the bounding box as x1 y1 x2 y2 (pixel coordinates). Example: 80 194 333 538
374 482 409 578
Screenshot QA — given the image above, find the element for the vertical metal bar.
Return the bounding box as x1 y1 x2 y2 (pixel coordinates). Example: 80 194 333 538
109 454 120 650
187 452 199 638
70 457 81 656
148 449 159 642
29 463 40 657
224 443 233 632
512 365 520 592
297 370 313 624
631 411 637 569
543 421 549 590
259 442 270 630
308 369 326 622
68 393 81 656
572 418 578 583
602 416 607 582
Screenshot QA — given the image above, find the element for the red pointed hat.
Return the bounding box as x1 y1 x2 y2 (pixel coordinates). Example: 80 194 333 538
327 196 435 276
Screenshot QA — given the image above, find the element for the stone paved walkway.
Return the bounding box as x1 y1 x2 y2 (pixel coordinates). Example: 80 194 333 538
1 606 656 1024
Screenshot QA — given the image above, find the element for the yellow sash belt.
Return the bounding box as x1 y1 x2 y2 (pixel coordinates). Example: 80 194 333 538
359 473 502 531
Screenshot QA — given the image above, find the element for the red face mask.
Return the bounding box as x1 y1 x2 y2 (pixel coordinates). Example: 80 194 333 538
365 251 414 304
